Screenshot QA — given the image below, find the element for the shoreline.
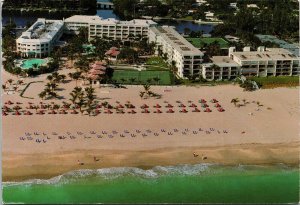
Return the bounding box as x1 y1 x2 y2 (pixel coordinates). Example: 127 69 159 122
3 142 299 182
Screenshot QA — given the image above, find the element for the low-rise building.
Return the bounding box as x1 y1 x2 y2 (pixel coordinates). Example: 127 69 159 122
149 26 204 78
16 18 64 57
202 47 299 80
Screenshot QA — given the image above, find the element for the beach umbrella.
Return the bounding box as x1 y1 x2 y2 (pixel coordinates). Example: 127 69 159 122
2 105 9 110
204 108 212 112
154 104 161 108
105 109 113 114
28 102 33 104
179 104 186 108
7 100 14 105
142 109 150 113
141 104 149 109
211 99 218 103
167 109 174 113
25 111 33 115
95 109 101 114
2 112 8 116
71 110 78 114
117 104 124 109
199 99 206 103
48 110 57 114
215 103 221 108
192 108 200 112
13 105 22 110
180 108 188 113
189 103 197 108
16 102 22 105
14 111 21 115
117 109 125 114
218 107 225 112
59 110 67 114
176 100 181 103
128 110 136 114
166 104 173 108
156 109 162 113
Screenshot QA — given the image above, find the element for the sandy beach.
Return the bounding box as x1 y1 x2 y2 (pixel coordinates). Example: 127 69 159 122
2 70 299 181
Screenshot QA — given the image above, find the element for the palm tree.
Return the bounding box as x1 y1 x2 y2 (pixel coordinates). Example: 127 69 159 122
231 98 239 107
60 74 67 83
146 78 152 84
171 61 177 74
7 79 13 86
46 74 54 82
139 91 145 99
69 86 83 107
129 78 136 85
77 93 86 115
2 84 7 93
153 77 160 85
85 86 96 116
69 72 82 86
32 63 39 70
38 91 47 100
120 78 126 84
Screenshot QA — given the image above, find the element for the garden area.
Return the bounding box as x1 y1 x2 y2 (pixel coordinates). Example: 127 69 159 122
112 70 174 85
250 76 299 89
144 57 169 71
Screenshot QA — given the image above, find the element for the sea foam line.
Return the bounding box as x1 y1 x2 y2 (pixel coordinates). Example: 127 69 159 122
3 163 217 186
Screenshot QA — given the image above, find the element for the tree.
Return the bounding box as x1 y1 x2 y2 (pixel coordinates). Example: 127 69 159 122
85 86 96 116
69 72 82 86
231 98 239 107
153 77 160 85
129 78 136 85
38 91 47 100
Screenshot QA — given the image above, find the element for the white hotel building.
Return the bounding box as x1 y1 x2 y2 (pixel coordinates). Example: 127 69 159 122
149 26 204 78
202 47 300 81
64 15 157 41
16 18 64 57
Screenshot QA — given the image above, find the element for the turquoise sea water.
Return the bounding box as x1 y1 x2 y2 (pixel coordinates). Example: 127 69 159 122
3 164 299 204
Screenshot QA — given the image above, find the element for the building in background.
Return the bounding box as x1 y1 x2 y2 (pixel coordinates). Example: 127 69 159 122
16 18 64 57
64 15 157 41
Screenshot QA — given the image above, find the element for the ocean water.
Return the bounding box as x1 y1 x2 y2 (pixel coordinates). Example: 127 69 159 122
3 164 299 204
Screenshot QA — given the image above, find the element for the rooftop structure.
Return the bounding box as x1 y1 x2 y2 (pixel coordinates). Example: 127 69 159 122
16 18 64 57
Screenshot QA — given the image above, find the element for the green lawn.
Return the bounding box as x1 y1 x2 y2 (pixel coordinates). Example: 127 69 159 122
145 57 168 67
112 70 173 85
249 76 299 88
186 37 229 48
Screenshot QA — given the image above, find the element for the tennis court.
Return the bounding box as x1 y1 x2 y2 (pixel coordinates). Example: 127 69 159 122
112 70 173 85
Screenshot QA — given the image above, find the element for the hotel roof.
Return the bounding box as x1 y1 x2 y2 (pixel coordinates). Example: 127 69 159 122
151 26 204 56
210 56 240 67
232 48 298 61
65 15 157 27
18 18 64 43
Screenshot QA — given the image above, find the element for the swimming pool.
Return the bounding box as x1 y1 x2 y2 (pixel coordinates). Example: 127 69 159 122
20 59 48 69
